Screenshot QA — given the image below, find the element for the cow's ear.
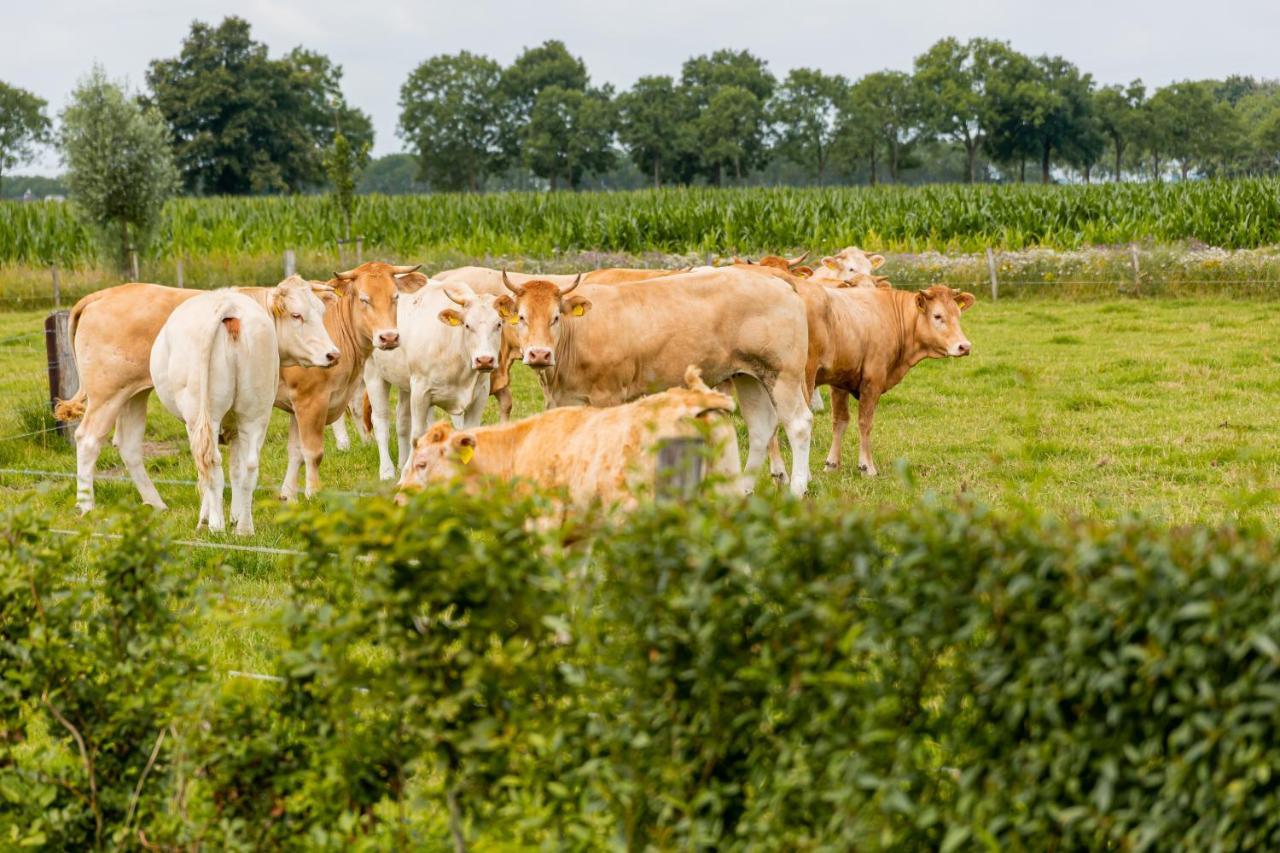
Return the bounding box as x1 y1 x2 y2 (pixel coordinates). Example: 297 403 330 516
955 291 976 312
564 295 592 318
329 278 351 295
270 288 287 318
494 295 516 320
423 421 453 445
438 308 463 327
451 432 477 465
822 256 839 271
914 290 929 313
395 271 429 293
869 254 886 270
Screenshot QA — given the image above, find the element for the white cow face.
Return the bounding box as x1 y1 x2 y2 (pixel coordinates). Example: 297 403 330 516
271 276 341 368
438 285 503 373
819 247 886 280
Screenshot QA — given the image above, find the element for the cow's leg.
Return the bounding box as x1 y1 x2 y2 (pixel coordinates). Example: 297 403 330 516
770 376 814 497
494 386 513 423
765 433 788 483
409 378 435 445
732 375 779 491
114 390 167 510
351 393 372 443
367 373 397 480
810 387 826 413
460 386 488 429
855 384 882 477
232 418 267 535
394 389 412 475
207 430 226 532
825 388 852 471
279 415 303 501
72 390 130 513
331 414 351 451
295 402 328 498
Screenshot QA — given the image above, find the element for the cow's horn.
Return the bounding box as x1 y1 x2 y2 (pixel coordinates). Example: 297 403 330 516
334 268 359 280
786 250 809 268
392 264 422 276
501 270 521 294
559 273 582 296
443 283 471 306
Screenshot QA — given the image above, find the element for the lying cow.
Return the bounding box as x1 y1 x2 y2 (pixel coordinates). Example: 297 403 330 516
397 366 741 509
496 267 816 495
150 282 338 534
768 284 975 477
363 280 506 480
808 246 887 284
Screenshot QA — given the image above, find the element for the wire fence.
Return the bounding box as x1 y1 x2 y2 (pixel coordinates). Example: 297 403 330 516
0 466 378 500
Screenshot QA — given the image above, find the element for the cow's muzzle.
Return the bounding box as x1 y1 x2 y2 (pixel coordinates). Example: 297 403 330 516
376 330 401 350
524 347 554 368
473 355 496 372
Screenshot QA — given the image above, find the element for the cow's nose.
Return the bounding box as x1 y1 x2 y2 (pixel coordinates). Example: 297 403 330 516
955 341 971 356
474 355 495 371
377 331 400 349
324 349 341 366
525 348 553 367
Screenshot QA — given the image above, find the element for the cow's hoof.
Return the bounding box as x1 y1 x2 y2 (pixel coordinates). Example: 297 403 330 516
824 462 839 471
76 503 94 516
771 471 789 486
858 464 877 477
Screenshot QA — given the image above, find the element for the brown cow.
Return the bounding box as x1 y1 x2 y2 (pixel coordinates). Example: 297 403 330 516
397 366 741 509
769 284 975 477
275 262 426 499
496 266 816 495
55 279 333 513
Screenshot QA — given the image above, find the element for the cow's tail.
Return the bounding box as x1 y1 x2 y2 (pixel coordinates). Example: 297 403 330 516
362 391 373 434
189 296 237 486
52 292 101 421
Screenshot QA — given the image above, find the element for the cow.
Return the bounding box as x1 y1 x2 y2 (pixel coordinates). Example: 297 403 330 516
363 279 506 480
495 266 816 495
276 261 427 499
768 284 975 478
150 283 338 535
397 366 740 510
808 246 887 284
54 277 332 513
330 377 372 450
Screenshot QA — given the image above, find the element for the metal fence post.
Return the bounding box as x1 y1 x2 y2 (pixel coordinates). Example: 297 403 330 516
284 249 296 278
176 257 184 288
985 248 998 302
50 264 61 309
129 248 140 281
45 310 79 442
1129 243 1141 295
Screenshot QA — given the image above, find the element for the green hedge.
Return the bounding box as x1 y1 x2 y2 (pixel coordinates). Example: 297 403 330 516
3 490 1279 849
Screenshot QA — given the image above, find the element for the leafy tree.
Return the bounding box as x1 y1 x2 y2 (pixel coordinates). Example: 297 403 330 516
986 53 1095 183
618 75 686 188
682 50 775 182
846 71 922 183
1235 86 1280 174
499 40 588 157
357 153 428 194
913 37 1003 182
323 131 370 240
524 85 616 189
1093 81 1146 180
832 86 883 183
146 16 370 194
0 81 51 195
769 68 847 183
696 85 765 185
399 51 505 191
1147 81 1240 179
60 66 178 272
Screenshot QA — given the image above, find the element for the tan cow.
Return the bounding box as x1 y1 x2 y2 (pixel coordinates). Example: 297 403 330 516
55 277 333 513
397 366 741 509
768 284 975 478
808 246 887 284
496 266 816 495
275 262 426 499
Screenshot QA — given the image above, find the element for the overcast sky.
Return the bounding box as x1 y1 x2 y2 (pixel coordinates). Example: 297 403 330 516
6 0 1278 176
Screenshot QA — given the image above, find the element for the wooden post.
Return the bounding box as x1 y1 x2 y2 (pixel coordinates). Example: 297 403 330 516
355 236 364 265
50 264 61 309
176 257 184 288
45 310 79 442
129 249 140 281
1129 243 1141 295
985 248 998 302
656 437 705 501
284 249 296 278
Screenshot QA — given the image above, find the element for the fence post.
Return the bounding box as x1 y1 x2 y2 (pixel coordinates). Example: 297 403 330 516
49 263 61 309
129 248 140 281
45 310 79 442
355 236 363 265
284 249 296 278
1129 243 1141 295
176 257 184 288
985 248 998 302
656 437 705 501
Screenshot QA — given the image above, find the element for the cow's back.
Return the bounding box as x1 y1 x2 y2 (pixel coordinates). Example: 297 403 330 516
819 287 906 388
74 283 202 397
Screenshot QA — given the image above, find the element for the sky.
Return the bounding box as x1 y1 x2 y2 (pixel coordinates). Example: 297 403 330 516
5 0 1279 176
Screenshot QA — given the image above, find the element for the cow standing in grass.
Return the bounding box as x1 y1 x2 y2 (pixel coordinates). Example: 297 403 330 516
150 281 339 534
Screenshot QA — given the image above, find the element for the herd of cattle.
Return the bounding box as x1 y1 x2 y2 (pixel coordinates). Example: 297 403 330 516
52 247 975 534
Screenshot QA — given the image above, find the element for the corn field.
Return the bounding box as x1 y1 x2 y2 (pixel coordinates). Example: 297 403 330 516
3 179 1280 268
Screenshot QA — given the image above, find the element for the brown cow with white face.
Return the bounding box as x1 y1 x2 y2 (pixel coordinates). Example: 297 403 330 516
275 261 426 499
769 284 974 478
495 266 816 495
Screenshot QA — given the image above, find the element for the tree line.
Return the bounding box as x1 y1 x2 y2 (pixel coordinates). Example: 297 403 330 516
2 16 1279 199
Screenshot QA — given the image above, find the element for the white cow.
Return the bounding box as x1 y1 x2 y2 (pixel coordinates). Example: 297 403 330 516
364 280 505 480
150 279 339 534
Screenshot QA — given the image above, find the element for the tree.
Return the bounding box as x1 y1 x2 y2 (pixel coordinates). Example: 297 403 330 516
1147 81 1240 179
0 81 51 195
697 85 764 184
524 85 616 189
832 85 883 183
985 53 1095 183
845 71 922 183
1093 81 1146 181
146 16 371 194
681 50 775 182
618 75 685 188
60 66 178 272
324 131 370 240
913 37 1002 183
398 51 505 191
499 40 588 157
357 153 428 194
769 68 847 183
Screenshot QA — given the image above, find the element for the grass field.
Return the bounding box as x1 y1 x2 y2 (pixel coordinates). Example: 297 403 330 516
2 295 1279 673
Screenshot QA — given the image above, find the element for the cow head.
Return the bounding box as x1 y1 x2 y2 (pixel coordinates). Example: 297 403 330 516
397 421 476 496
331 262 426 351
819 247 886 280
270 275 341 368
438 283 503 372
499 271 590 369
913 285 975 358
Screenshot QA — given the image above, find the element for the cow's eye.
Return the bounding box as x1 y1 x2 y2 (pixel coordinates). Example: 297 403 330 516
291 312 302 320
518 315 526 323
933 313 942 321
550 315 559 325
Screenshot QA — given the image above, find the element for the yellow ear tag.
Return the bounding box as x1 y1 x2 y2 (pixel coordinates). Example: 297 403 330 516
447 315 461 326
508 316 519 325
571 304 585 317
457 445 474 465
